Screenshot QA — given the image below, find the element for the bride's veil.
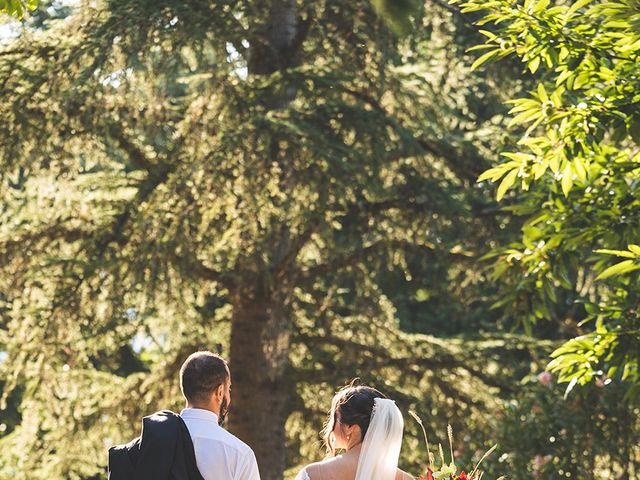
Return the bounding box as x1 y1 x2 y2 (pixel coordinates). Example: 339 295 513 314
354 398 404 480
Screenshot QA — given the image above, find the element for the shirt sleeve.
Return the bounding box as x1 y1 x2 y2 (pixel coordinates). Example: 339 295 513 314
236 449 261 480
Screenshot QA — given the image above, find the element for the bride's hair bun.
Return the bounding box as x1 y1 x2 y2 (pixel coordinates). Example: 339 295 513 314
321 381 386 456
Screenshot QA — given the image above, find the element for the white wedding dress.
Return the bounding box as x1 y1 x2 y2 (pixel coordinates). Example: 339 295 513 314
294 398 404 480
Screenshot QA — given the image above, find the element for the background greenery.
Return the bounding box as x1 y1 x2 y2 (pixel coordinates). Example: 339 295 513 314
0 0 638 479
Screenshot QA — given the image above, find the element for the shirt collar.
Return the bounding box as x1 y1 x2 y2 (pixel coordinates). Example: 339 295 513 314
181 407 219 424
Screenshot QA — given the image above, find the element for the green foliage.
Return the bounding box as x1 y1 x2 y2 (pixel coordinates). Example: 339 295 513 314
3 1 634 479
0 0 529 478
490 377 640 479
460 0 640 397
594 245 640 280
0 0 36 18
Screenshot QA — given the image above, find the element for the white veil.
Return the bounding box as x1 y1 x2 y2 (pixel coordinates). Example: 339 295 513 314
354 398 404 480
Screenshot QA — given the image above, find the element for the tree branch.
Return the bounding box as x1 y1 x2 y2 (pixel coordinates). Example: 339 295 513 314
298 239 436 280
297 332 517 394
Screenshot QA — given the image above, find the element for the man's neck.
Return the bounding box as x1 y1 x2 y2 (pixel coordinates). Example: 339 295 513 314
185 403 220 416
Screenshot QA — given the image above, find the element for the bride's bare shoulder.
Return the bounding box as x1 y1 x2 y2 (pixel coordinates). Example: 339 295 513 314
303 456 344 479
301 461 413 480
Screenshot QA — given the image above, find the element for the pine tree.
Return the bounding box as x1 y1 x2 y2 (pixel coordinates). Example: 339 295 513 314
0 1 526 478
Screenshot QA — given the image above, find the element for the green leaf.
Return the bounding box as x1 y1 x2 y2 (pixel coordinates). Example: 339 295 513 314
549 153 561 173
573 71 591 89
596 259 640 280
528 56 541 74
567 0 595 17
477 161 520 183
572 157 587 181
595 248 637 258
509 99 543 113
555 68 573 86
470 49 501 71
508 109 542 128
0 0 37 17
559 46 570 61
550 87 564 107
561 163 573 196
477 169 499 183
501 152 533 162
478 29 497 40
534 0 551 12
537 83 548 103
496 168 519 201
467 44 496 52
477 166 505 183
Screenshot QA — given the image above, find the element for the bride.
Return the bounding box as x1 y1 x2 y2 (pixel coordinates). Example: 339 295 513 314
295 383 414 480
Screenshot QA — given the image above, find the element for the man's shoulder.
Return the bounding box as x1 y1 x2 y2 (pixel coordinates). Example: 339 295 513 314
180 409 255 460
216 427 255 457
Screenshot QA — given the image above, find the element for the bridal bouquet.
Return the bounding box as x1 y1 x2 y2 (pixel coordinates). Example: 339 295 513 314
409 412 504 480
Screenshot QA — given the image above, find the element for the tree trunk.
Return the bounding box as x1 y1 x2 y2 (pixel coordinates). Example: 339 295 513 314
247 0 298 77
228 279 291 480
227 3 300 479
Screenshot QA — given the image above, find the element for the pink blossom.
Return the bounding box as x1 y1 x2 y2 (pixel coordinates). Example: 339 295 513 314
537 371 553 386
533 454 553 471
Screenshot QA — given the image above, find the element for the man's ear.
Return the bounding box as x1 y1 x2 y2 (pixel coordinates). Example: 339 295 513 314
216 383 225 400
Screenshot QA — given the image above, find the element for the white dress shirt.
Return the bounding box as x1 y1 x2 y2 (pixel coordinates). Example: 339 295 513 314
181 408 261 480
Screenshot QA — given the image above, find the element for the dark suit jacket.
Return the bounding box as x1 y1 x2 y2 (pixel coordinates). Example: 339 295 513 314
108 410 204 480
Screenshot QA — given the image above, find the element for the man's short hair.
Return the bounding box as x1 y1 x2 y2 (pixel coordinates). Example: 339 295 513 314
180 351 229 404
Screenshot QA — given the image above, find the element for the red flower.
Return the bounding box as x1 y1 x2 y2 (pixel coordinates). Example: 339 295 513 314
426 469 434 480
451 472 470 480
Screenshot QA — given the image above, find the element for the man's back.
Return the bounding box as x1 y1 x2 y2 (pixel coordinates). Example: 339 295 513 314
181 408 261 480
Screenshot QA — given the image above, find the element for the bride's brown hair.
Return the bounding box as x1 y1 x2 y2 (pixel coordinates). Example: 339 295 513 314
321 380 386 456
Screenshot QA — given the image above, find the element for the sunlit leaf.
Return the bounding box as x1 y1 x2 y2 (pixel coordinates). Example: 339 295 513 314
596 259 640 280
496 168 519 200
561 163 573 196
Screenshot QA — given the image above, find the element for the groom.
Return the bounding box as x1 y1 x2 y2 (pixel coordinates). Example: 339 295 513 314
180 351 261 480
